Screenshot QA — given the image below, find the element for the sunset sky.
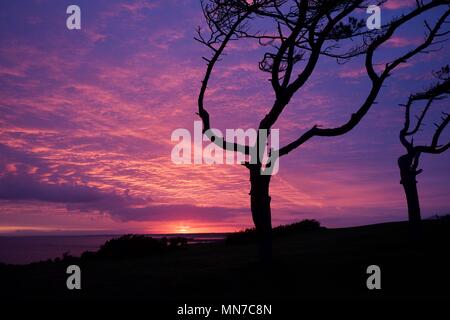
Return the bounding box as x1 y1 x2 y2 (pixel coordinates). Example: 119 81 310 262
0 0 449 235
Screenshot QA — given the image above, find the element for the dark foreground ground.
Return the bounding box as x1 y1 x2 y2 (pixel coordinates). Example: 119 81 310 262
1 219 450 305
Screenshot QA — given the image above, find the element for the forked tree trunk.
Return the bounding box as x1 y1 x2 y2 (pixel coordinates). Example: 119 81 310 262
248 164 272 261
398 154 422 240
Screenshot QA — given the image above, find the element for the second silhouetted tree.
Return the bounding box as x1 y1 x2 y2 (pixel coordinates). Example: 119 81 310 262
398 65 450 238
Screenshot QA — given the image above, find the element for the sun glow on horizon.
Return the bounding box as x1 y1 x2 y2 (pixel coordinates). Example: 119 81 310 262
176 225 191 234
153 222 243 234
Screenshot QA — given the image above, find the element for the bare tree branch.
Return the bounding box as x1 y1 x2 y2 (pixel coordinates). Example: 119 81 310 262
196 0 450 163
400 65 450 155
279 3 450 156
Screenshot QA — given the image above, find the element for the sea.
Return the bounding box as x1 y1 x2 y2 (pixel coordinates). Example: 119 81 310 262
0 233 227 265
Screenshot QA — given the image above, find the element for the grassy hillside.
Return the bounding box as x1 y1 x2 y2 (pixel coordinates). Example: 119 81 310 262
1 219 450 302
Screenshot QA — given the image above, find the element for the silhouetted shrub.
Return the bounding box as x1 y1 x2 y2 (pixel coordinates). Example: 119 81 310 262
80 250 96 260
226 219 323 245
79 234 188 260
50 251 78 264
167 237 188 248
429 214 450 222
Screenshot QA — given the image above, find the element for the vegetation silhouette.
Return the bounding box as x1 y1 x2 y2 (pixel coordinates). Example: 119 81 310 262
398 65 450 239
84 235 188 260
226 219 323 245
2 219 450 302
196 0 450 259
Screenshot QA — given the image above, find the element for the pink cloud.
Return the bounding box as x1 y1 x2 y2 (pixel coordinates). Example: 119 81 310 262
339 67 368 79
385 36 422 48
383 0 417 10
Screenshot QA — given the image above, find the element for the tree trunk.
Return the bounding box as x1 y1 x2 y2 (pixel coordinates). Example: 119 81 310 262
401 177 421 224
398 154 422 240
248 164 272 261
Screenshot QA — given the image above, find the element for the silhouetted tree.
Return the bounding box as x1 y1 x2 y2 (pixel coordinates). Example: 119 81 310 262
398 65 450 238
196 0 450 259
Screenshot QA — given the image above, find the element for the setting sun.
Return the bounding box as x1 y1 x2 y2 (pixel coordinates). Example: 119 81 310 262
176 225 190 234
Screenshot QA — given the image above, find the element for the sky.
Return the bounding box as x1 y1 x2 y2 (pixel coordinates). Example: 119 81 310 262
0 0 449 235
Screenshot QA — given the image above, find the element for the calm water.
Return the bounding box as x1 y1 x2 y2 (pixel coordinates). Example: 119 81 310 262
0 233 226 265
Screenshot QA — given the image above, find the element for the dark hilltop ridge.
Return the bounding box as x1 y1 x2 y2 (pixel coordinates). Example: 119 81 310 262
1 218 450 301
